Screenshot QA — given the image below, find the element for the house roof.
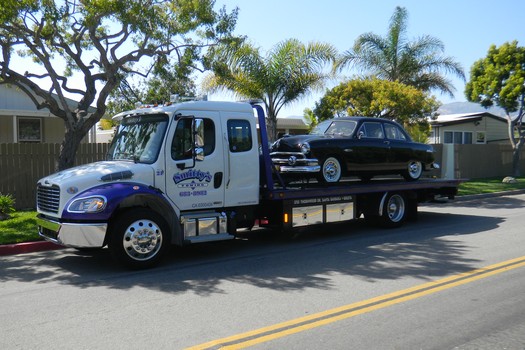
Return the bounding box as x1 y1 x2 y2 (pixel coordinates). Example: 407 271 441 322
430 112 507 126
0 83 96 117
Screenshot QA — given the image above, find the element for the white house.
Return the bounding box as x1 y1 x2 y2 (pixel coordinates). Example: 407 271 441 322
0 84 97 143
429 112 509 144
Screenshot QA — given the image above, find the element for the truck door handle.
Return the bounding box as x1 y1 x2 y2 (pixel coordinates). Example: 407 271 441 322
214 172 223 189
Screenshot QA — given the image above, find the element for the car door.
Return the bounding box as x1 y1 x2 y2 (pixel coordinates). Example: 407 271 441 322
222 112 259 207
383 122 413 170
165 112 225 211
348 121 390 171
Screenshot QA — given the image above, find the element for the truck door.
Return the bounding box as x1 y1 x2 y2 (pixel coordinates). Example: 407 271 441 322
165 112 225 211
222 112 259 207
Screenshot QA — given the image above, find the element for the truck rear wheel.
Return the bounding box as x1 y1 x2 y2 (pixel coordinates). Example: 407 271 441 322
379 193 406 228
365 193 407 228
109 208 169 269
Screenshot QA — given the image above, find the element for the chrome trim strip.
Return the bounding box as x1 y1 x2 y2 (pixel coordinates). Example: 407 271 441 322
278 165 321 173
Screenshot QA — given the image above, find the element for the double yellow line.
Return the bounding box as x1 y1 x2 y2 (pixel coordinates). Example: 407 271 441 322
187 256 525 350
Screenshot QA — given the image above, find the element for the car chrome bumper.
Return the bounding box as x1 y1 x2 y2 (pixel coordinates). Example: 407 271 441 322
276 165 321 173
430 162 440 169
37 215 107 248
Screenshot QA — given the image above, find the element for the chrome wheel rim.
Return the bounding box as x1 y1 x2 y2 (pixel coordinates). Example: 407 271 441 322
387 195 405 222
123 219 162 261
408 161 422 179
323 157 341 182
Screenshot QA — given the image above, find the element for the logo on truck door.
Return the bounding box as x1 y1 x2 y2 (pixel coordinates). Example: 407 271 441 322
173 169 212 194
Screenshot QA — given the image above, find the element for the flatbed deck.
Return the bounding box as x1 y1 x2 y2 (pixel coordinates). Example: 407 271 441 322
262 178 462 200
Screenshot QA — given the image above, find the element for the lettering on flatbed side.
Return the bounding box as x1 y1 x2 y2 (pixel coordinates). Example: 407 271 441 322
293 196 352 205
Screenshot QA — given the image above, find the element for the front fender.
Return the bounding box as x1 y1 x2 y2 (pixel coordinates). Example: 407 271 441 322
61 182 170 221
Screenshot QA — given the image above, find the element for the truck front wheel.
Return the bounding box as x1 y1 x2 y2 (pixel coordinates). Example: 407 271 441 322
109 208 169 269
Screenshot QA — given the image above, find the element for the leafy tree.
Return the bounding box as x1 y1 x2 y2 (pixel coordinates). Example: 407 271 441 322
465 41 525 177
0 0 237 170
314 78 439 138
337 6 465 97
203 38 337 140
302 108 318 132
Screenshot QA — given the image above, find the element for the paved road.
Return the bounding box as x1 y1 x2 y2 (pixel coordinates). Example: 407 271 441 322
1 194 525 349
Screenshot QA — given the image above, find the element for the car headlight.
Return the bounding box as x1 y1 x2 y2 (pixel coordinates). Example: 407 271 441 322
300 142 310 154
67 196 107 213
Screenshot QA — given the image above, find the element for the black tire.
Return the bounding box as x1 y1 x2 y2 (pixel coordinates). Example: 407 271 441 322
379 192 406 228
109 208 170 269
403 160 423 181
318 156 342 183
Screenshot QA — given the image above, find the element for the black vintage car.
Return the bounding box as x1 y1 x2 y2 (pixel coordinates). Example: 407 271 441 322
270 117 439 183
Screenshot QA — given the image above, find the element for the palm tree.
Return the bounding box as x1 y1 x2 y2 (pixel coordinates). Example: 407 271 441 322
337 6 465 97
203 39 337 140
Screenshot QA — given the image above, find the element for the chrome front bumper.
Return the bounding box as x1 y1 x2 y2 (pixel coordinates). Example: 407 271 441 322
271 152 320 173
37 216 107 248
276 165 321 173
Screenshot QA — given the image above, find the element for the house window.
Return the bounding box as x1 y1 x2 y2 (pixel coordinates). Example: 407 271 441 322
18 118 42 142
443 131 473 144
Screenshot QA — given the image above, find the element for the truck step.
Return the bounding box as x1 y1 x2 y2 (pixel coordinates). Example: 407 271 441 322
184 233 235 244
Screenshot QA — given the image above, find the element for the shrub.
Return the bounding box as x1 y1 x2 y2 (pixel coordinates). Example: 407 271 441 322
0 193 16 220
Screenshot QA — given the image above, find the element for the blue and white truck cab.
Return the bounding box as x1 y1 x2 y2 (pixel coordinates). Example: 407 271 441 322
37 100 262 267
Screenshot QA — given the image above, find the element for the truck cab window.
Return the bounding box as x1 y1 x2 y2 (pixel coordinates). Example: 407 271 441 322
227 119 252 153
171 118 215 160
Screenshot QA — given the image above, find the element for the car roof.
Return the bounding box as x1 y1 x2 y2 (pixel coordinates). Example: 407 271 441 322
330 116 395 123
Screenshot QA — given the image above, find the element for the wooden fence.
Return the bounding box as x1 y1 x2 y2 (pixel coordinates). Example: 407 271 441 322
1 142 525 210
0 143 109 209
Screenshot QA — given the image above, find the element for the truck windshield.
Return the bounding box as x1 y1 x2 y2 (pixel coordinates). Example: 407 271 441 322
107 114 169 164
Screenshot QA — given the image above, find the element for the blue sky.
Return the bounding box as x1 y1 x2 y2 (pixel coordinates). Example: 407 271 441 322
211 0 525 117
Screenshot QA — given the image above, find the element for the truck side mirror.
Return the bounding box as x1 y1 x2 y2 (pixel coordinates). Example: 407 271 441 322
194 118 205 148
195 147 204 161
193 118 205 161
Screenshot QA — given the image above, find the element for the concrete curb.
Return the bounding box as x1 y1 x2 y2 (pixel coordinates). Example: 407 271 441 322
0 241 64 256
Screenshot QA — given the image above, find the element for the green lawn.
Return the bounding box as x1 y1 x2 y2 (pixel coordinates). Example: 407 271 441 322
1 177 524 245
0 211 40 245
457 177 525 196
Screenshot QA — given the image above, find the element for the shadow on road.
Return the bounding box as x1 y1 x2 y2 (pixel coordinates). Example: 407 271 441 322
0 200 506 297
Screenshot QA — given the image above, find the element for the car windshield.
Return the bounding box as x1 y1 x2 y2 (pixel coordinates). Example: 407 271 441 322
107 113 169 164
311 120 357 136
310 120 333 135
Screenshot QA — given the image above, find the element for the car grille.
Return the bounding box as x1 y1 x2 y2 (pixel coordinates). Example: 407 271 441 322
37 184 60 214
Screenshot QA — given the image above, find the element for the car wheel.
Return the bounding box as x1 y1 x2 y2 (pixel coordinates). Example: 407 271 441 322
380 193 406 228
403 160 422 181
319 157 342 183
109 208 169 269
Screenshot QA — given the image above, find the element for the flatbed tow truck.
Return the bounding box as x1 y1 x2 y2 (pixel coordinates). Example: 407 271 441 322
36 100 460 268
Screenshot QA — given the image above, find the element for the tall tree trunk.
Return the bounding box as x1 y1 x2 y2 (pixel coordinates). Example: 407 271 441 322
512 139 524 177
57 128 83 171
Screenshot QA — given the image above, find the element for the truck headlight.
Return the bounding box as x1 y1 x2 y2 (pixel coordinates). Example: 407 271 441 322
67 196 107 213
300 142 310 154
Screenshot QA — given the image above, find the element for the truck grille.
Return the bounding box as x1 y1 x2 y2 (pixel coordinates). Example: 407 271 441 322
37 184 60 214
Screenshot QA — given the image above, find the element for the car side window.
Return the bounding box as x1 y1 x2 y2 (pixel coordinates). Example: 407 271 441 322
227 119 252 152
359 122 384 139
384 123 407 141
171 118 215 160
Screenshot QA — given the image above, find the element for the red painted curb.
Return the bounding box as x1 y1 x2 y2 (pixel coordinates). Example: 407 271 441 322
0 241 63 256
